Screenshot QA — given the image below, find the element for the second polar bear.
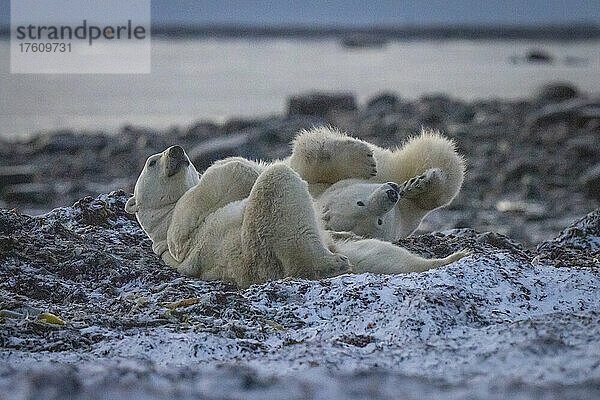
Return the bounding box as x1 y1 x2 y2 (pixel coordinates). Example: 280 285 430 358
288 127 465 241
125 145 468 288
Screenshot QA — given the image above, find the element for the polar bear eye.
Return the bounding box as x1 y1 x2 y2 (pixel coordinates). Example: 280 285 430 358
148 159 157 167
357 201 365 206
378 219 383 225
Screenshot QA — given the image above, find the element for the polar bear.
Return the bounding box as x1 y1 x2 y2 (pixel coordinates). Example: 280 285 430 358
125 145 468 288
317 180 402 239
316 168 446 241
218 126 465 241
287 127 465 240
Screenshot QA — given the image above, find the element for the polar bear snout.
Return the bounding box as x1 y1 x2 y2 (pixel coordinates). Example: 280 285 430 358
386 187 399 204
386 182 400 193
165 145 189 177
386 189 398 203
384 182 400 203
168 145 185 159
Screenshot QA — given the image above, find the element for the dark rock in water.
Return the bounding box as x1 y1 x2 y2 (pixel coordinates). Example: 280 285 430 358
2 183 54 204
0 165 37 190
564 55 589 66
579 163 600 200
526 49 554 63
535 82 579 103
287 92 357 117
340 34 388 49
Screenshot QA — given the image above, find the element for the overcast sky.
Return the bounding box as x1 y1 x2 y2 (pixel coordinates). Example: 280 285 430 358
1 0 599 27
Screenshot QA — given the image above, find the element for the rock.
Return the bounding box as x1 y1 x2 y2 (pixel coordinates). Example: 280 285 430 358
1 92 599 250
537 209 600 268
365 92 399 113
222 118 264 135
0 165 37 190
501 158 540 183
287 92 356 117
526 49 554 63
0 191 600 399
525 98 599 131
188 132 253 170
189 115 327 169
566 135 599 158
449 105 476 124
325 109 361 134
340 34 388 49
575 105 600 127
535 82 579 103
356 113 409 143
33 131 108 154
184 121 220 139
495 200 547 219
1 192 600 398
2 183 54 204
579 163 600 200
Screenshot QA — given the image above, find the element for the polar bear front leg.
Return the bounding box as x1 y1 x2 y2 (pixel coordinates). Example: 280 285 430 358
239 164 352 286
288 127 377 184
167 160 261 262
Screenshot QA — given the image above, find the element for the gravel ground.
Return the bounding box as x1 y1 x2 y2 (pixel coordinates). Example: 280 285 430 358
1 191 599 399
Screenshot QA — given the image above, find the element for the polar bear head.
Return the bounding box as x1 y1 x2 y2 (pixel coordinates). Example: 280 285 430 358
320 182 400 239
125 145 199 214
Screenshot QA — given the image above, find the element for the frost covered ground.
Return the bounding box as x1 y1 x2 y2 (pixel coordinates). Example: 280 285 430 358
1 191 599 399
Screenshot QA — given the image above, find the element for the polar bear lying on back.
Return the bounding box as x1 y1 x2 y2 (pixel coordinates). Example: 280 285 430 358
222 126 465 241
125 141 468 288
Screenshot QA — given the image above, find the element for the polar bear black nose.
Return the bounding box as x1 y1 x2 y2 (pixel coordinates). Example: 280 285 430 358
168 145 184 160
386 188 399 203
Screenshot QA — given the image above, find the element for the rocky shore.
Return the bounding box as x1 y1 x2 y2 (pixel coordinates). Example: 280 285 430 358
2 83 599 245
1 83 600 398
0 191 599 399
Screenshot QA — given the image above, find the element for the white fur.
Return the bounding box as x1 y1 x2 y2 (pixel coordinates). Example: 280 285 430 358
126 145 469 288
288 126 466 240
319 180 399 239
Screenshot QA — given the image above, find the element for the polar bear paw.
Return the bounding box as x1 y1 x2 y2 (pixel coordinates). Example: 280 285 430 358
321 253 353 277
447 249 472 263
399 168 443 199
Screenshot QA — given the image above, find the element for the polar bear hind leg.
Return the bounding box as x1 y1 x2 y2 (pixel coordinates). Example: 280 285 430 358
335 238 470 274
167 159 261 263
398 168 443 199
239 163 351 287
376 129 465 211
288 126 377 184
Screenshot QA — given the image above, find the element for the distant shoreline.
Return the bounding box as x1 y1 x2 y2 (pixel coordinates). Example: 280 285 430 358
1 24 600 41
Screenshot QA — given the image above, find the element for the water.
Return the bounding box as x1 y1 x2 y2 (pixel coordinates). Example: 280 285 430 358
1 38 599 139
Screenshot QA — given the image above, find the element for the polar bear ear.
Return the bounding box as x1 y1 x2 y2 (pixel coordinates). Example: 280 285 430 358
125 196 139 214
